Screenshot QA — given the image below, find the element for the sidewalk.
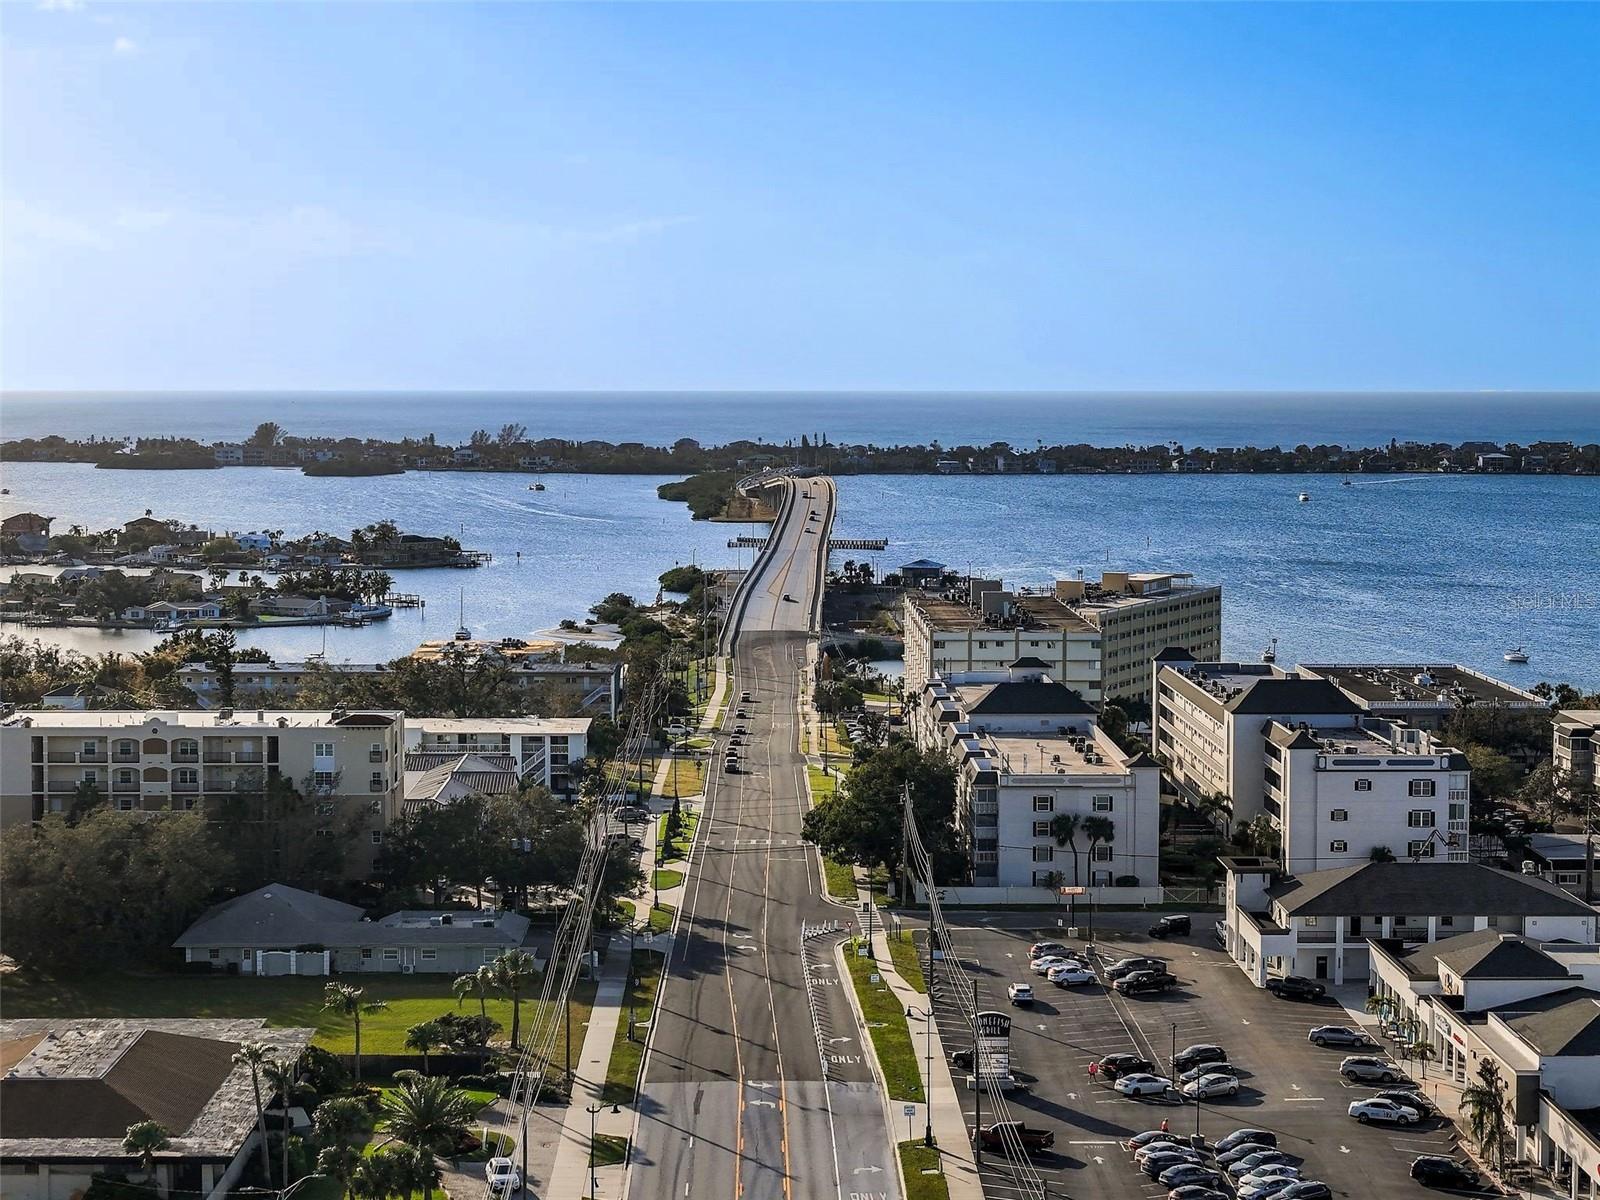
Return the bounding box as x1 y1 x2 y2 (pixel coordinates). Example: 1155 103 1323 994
698 654 728 733
542 931 636 1200
861 890 985 1200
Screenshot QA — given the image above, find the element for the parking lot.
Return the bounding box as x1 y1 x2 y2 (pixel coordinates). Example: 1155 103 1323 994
925 918 1491 1200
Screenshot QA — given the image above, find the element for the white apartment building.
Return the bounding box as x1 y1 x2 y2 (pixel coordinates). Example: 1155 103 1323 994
1555 710 1600 790
0 708 405 873
1220 857 1597 988
1154 653 1471 870
1297 662 1546 731
910 660 1162 889
903 569 1221 704
405 717 589 799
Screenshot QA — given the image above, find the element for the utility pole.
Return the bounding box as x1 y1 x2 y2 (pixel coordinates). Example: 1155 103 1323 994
971 976 982 1163
627 920 638 1042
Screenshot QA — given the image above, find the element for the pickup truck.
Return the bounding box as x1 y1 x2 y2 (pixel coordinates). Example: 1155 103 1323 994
977 1121 1054 1154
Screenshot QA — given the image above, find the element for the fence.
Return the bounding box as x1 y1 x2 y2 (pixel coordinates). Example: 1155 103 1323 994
911 883 1218 908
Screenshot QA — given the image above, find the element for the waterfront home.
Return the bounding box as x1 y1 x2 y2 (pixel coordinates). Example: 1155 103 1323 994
39 683 117 710
0 1016 315 1200
233 531 273 553
451 446 480 464
121 597 226 625
897 558 947 587
174 883 532 976
355 532 460 566
1477 451 1515 471
247 593 333 619
1 513 53 539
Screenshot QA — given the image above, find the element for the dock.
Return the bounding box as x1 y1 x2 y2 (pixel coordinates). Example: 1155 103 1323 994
381 593 426 608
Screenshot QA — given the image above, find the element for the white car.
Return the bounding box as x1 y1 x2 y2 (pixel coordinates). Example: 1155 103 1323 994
1238 1173 1302 1200
1007 982 1035 1006
1115 1072 1174 1097
485 1157 522 1194
1348 1096 1421 1125
1029 955 1072 974
1046 963 1096 986
1180 1072 1240 1099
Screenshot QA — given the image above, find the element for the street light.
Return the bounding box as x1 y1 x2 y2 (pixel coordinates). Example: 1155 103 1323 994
905 1006 937 1147
587 1102 621 1199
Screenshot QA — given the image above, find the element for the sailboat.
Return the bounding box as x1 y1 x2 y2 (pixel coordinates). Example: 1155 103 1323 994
454 588 471 641
1297 492 1311 503
1341 474 1353 486
1503 647 1529 664
1262 637 1278 664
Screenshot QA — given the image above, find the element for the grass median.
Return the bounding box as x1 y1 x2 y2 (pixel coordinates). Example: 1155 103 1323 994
899 1141 951 1200
823 857 858 902
600 949 664 1105
886 928 927 993
842 937 924 1103
656 809 699 863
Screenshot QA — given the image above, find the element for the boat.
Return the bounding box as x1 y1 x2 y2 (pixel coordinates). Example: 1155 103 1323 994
529 478 546 491
1297 492 1311 502
1262 637 1278 664
1504 647 1529 664
454 588 471 641
1341 475 1353 486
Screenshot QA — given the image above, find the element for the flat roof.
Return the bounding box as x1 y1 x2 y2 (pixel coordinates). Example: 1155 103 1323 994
980 730 1127 777
1301 663 1544 708
2 709 400 730
906 591 1095 634
413 717 591 734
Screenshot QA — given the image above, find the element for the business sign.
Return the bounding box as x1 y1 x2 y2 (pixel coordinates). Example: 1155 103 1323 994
1058 886 1087 896
976 1010 1013 1040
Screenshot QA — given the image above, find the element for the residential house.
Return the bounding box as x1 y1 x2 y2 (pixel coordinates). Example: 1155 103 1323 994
121 598 226 626
39 684 117 711
1478 452 1515 471
0 1017 314 1200
898 559 948 587
173 883 530 976
1220 857 1597 988
233 532 273 553
247 594 332 619
1 513 53 539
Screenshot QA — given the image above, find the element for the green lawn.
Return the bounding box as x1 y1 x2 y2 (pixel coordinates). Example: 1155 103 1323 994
842 938 923 1103
886 929 927 994
654 756 706 799
899 1141 951 1200
600 950 664 1105
806 764 839 803
647 903 677 935
0 970 595 1058
823 857 858 902
652 868 685 891
591 1133 629 1167
656 810 699 863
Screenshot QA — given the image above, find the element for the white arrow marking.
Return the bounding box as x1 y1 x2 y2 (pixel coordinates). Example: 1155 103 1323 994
852 1166 884 1174
1242 1018 1251 1025
1067 1092 1078 1101
827 1036 853 1045
1339 1145 1351 1154
1092 1155 1105 1165
748 1100 777 1109
1291 1083 1301 1090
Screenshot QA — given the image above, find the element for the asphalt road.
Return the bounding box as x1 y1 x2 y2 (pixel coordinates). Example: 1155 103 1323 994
924 922 1485 1200
630 475 900 1200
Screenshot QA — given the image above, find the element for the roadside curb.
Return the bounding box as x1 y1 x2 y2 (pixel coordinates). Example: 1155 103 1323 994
831 936 915 1200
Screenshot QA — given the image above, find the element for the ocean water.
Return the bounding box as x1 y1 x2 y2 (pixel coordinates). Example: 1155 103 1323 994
2 462 1596 686
3 391 1598 449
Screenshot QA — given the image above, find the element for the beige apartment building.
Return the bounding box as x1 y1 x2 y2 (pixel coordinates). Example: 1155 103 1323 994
903 569 1221 704
1554 710 1600 790
0 708 405 873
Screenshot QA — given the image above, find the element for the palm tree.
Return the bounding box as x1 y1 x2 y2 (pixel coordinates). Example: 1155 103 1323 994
489 949 539 1049
1459 1059 1510 1170
386 1143 442 1200
405 1019 446 1075
316 1145 362 1200
1049 813 1081 884
232 1042 274 1187
263 1053 302 1190
122 1121 171 1186
313 1095 370 1149
452 968 492 1020
378 1076 476 1163
1083 815 1116 881
350 1152 402 1200
1405 1038 1438 1079
322 982 389 1083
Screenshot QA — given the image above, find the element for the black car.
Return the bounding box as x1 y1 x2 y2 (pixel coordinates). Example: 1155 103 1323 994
614 806 650 825
1275 1184 1332 1200
1105 956 1166 981
1409 1156 1478 1188
1114 969 1178 995
1172 1044 1228 1072
1096 1053 1156 1080
1307 1025 1374 1048
949 1048 974 1071
1377 1088 1436 1115
1150 914 1192 938
1265 975 1326 1001
1214 1128 1278 1155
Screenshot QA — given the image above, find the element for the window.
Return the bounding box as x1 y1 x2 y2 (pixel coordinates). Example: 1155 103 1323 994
117 739 136 756
1330 809 1348 822
1329 840 1348 853
1408 840 1436 859
315 827 333 838
382 948 399 961
209 948 221 960
117 796 136 811
371 830 383 845
1439 916 1455 928
1032 846 1053 863
369 799 383 814
83 770 97 784
1032 795 1054 813
1354 778 1373 792
1092 845 1113 862
1409 779 1437 798
83 740 97 756
1032 870 1057 887
175 768 197 784
180 796 197 811
420 949 437 960
1032 820 1051 837
316 802 335 816
484 948 500 963
313 770 336 790
1304 916 1319 927
361 948 373 960
1092 795 1114 813
314 742 334 758
1408 810 1436 828
1449 803 1466 821
370 771 383 789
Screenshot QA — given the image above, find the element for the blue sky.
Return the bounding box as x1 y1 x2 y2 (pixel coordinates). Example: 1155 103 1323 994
3 2 1597 391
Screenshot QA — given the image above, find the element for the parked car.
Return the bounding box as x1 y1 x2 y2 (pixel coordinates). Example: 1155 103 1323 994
1227 1151 1294 1179
485 1157 522 1194
1137 1143 1202 1167
1347 1097 1420 1125
976 1120 1054 1153
1106 956 1166 981
1047 963 1096 987
1179 1062 1242 1085
1029 940 1071 957
1340 1056 1403 1083
1150 914 1192 938
1007 982 1035 1006
1215 1129 1278 1155
1030 955 1075 974
1212 920 1229 948
1308 1025 1374 1048
1239 1165 1301 1188
1237 1174 1302 1200
1168 1188 1230 1200
1124 1129 1185 1151
1172 1044 1228 1072
1375 1088 1436 1115
1273 1183 1332 1200
1159 1165 1225 1190
614 805 650 824
1181 1073 1241 1100
1115 969 1179 995
1409 1156 1478 1188
1096 1053 1157 1080
1142 1149 1204 1177
1218 1139 1282 1166
1265 976 1326 1001
1115 1072 1175 1098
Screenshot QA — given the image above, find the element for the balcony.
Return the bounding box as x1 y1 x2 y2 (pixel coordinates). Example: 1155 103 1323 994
369 750 386 763
111 751 140 764
171 779 199 793
203 751 233 763
45 780 80 793
112 779 139 794
46 750 107 764
171 750 199 763
235 752 264 764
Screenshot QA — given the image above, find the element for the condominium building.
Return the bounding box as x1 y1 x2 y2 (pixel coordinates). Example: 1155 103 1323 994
909 659 1162 889
0 708 405 872
404 717 589 800
1154 652 1471 870
903 569 1220 704
1297 662 1546 731
1554 710 1600 790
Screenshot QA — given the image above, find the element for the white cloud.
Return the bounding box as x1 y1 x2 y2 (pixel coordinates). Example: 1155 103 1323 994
2 196 111 250
37 0 86 12
114 209 174 232
112 36 138 56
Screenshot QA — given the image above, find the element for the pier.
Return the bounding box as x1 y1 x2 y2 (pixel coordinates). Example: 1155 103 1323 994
381 593 425 608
